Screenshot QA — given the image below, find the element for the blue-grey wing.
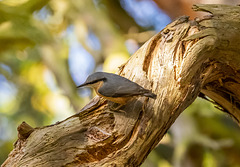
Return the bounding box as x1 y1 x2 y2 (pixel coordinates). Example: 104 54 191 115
98 79 148 97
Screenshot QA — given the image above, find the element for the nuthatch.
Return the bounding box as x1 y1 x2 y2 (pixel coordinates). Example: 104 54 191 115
77 72 156 108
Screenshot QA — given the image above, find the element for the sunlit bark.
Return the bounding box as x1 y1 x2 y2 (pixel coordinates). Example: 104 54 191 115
2 4 240 167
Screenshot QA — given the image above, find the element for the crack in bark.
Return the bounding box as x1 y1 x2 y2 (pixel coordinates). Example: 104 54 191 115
142 33 162 75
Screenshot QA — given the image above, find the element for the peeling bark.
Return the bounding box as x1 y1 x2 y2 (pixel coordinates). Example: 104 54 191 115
2 4 240 167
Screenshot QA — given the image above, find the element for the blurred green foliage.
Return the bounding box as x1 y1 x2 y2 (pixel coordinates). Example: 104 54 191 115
142 98 240 167
0 0 239 166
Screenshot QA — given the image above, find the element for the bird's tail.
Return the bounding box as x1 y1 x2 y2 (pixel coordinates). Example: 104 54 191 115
143 91 157 99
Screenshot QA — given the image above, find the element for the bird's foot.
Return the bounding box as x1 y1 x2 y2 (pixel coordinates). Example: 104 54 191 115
108 102 126 113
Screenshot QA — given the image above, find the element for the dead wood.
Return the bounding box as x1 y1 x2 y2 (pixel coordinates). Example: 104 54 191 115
2 4 240 167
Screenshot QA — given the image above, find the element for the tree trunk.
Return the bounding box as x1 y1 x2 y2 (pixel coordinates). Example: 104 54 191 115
2 4 240 167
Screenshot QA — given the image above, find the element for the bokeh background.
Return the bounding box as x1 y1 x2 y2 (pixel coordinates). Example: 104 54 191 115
0 0 240 166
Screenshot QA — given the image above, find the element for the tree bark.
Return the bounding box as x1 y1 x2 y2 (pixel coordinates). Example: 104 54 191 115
2 4 240 167
153 0 240 19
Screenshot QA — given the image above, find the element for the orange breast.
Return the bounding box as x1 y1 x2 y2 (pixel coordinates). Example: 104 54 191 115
100 95 131 104
91 81 132 104
94 89 131 104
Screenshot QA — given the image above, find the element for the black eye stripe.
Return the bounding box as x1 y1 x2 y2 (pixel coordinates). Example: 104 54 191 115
88 78 105 85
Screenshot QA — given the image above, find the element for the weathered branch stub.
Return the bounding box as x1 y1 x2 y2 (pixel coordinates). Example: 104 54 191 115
2 4 240 167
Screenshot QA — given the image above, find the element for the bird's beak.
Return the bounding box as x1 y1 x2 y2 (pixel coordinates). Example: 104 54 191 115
76 82 88 88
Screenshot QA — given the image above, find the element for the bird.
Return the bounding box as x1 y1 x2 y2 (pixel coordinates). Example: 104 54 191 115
77 72 157 110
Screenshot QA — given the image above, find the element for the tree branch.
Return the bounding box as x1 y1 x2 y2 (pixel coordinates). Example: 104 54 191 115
2 4 240 167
